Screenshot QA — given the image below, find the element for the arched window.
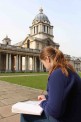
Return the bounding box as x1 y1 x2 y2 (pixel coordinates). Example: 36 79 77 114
27 40 30 48
6 42 9 45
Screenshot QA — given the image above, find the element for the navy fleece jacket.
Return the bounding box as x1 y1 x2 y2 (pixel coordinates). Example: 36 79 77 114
40 68 81 120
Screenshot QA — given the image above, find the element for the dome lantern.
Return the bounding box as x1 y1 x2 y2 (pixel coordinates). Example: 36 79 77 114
39 7 43 14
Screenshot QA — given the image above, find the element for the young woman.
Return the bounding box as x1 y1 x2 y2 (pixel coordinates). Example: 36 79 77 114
20 46 81 122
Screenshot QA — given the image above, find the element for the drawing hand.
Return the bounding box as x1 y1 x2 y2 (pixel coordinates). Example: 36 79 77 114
38 95 46 101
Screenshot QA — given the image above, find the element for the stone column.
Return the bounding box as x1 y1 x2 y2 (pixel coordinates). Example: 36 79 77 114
9 54 11 71
40 61 41 72
25 55 28 71
19 55 22 71
27 55 29 70
6 53 9 71
16 55 19 71
40 61 43 72
32 56 34 71
34 57 37 72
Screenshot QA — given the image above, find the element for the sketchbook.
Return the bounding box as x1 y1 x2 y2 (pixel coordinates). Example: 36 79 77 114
12 101 43 115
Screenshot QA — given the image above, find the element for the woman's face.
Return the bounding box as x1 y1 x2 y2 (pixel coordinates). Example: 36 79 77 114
41 57 53 71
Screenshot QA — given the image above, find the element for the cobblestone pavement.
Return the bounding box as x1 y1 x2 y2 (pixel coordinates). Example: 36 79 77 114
0 81 44 122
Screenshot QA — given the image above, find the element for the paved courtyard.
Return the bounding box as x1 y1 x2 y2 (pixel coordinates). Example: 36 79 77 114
0 81 44 122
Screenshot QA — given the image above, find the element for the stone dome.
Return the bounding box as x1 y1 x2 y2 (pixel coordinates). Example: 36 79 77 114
32 8 50 24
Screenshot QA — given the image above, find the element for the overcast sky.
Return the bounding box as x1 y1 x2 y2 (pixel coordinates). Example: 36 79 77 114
0 0 81 57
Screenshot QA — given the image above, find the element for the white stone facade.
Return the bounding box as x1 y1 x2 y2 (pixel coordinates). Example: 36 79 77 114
0 8 81 72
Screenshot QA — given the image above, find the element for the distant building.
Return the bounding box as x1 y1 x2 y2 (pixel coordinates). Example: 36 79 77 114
70 57 81 72
0 8 81 72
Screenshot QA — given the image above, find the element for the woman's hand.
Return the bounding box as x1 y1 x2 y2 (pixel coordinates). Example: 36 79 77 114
38 95 46 101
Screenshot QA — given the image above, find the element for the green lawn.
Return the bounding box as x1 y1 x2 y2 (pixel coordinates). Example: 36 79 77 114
0 73 48 90
78 72 81 77
0 72 81 90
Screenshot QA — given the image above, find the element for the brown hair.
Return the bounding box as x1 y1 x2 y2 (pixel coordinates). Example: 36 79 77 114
39 46 75 76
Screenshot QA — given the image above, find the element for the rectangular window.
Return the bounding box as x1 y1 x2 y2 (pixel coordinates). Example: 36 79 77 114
37 26 38 33
47 26 48 33
34 27 35 34
44 25 45 32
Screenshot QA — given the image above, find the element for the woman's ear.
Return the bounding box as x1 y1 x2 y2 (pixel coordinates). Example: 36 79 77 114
46 56 50 63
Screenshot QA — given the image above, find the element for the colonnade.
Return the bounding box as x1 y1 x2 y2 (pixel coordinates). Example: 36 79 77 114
0 53 44 72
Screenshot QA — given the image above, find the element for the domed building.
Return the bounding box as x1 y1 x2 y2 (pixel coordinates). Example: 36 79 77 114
0 8 60 72
16 8 59 50
0 8 81 72
16 8 59 71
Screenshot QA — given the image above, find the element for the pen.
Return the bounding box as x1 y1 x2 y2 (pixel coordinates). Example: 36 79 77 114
40 90 44 95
